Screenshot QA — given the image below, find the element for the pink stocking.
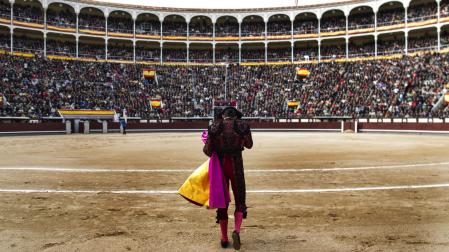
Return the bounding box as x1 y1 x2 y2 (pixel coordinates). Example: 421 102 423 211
219 220 228 241
234 212 243 233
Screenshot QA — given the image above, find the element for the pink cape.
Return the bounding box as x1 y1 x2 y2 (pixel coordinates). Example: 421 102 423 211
202 130 230 209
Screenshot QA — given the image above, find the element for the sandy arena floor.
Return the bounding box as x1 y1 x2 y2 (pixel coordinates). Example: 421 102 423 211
0 132 449 251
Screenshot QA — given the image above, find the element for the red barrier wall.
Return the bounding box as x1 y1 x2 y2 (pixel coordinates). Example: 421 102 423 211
358 123 449 131
0 122 65 132
1 121 449 134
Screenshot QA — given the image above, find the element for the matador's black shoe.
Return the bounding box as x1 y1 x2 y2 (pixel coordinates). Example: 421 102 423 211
232 231 241 250
220 240 229 248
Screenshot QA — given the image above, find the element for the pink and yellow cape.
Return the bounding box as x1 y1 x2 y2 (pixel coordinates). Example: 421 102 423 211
178 131 230 209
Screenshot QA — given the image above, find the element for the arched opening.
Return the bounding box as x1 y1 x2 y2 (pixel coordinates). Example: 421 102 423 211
408 27 437 52
294 40 318 61
162 42 187 62
13 28 43 53
215 16 239 37
378 32 405 55
241 43 264 62
241 15 265 37
79 7 105 33
108 10 133 34
107 39 133 60
349 35 374 57
377 2 405 27
163 15 187 37
0 26 10 50
442 0 449 17
442 25 449 49
13 0 43 24
267 42 291 62
293 12 318 35
79 36 105 59
215 43 238 63
408 0 437 22
136 13 160 37
321 9 346 33
189 43 213 63
321 38 345 59
136 41 160 62
267 14 291 37
0 0 11 19
348 6 374 30
47 2 76 29
189 16 213 37
46 33 76 56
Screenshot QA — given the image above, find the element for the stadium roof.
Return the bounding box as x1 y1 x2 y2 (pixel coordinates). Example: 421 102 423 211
93 0 352 10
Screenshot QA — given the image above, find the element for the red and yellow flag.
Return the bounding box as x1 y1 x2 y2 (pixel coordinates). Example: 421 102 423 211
150 99 162 109
287 101 300 108
296 68 310 78
143 69 156 79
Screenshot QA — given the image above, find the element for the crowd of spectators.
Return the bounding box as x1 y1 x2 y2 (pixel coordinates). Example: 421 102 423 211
377 39 405 55
267 20 291 36
0 34 9 49
46 8 76 28
442 0 449 17
13 5 43 23
107 44 133 60
78 43 105 59
215 48 239 62
0 1 10 19
320 16 346 32
377 9 405 26
78 13 105 31
293 20 318 34
267 48 291 61
136 20 160 36
162 22 187 36
408 36 438 52
107 17 133 34
1 53 449 119
241 21 265 36
348 14 374 29
189 49 213 62
162 49 187 62
215 20 239 37
441 30 449 48
321 44 346 58
408 4 437 22
349 43 375 57
13 36 43 53
189 20 213 37
46 40 76 56
241 49 265 61
135 48 160 61
294 47 318 61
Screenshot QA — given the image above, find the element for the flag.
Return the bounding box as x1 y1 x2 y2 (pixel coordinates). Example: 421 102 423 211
287 100 300 108
143 69 156 79
296 68 310 78
150 99 162 109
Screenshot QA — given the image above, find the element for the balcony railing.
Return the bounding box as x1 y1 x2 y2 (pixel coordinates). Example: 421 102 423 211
79 25 105 32
348 23 374 30
14 16 43 24
47 20 76 29
408 14 438 23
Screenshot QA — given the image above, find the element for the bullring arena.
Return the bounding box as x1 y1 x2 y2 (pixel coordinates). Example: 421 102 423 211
1 131 449 251
3 0 449 250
